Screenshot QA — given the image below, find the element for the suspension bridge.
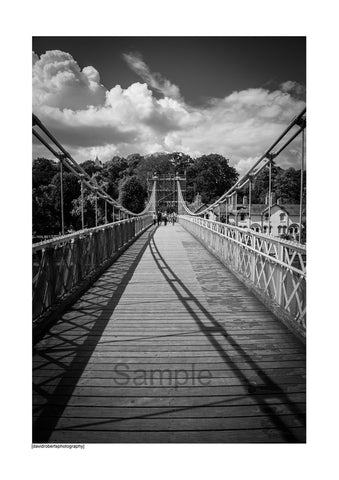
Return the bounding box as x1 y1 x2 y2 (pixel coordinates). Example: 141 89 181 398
32 108 306 443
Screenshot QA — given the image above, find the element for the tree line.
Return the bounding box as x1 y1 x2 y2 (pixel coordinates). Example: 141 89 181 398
32 152 305 235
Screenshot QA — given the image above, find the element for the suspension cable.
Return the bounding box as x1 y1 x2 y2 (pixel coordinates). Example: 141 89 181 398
33 113 156 218
176 107 306 218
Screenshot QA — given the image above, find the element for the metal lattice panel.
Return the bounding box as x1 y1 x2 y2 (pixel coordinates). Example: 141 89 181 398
179 216 306 337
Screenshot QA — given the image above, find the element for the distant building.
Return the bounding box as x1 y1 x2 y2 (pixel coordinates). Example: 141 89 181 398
202 199 305 240
94 155 102 168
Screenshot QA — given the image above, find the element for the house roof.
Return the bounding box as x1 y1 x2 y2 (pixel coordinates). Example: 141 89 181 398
248 204 266 214
190 202 304 217
282 204 302 216
262 203 301 216
193 203 209 214
229 204 266 215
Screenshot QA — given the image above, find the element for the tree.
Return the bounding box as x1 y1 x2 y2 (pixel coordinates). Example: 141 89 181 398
32 184 58 235
135 153 173 187
125 153 144 175
118 176 147 213
169 152 193 172
274 168 305 204
101 157 129 197
33 158 58 189
51 172 81 230
251 165 305 205
81 160 102 176
250 162 282 203
186 154 238 204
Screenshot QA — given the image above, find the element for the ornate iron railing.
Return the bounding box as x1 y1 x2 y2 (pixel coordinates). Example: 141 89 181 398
179 215 306 338
32 215 152 322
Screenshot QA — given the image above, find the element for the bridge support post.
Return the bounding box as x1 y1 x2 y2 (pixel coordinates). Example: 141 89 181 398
234 192 238 226
248 178 252 229
59 155 65 235
299 128 305 242
95 188 98 227
268 160 272 235
80 174 85 230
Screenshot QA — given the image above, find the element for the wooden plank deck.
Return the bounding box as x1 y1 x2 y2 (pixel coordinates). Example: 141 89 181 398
33 223 306 443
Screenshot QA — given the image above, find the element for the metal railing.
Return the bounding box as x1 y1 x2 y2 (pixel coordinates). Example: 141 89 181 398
33 215 152 321
179 215 306 338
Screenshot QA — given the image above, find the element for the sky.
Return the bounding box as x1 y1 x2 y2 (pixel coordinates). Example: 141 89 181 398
32 37 306 174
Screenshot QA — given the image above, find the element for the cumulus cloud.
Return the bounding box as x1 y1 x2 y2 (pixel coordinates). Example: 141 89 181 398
33 50 106 110
33 49 306 173
280 80 306 98
122 51 181 100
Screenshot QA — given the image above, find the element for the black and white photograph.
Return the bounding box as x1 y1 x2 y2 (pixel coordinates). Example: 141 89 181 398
32 36 307 444
3 1 339 479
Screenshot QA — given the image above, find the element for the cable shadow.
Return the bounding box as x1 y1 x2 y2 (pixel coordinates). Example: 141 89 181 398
40 392 305 433
33 226 305 443
148 232 306 442
32 227 157 443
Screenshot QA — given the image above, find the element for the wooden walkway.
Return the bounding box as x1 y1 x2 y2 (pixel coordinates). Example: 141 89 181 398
33 223 306 443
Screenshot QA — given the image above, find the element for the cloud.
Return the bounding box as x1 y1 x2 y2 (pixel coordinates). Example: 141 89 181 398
33 49 305 173
33 50 106 110
280 80 306 98
122 51 181 100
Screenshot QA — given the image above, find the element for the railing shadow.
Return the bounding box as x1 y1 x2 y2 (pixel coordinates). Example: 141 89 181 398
32 228 156 442
147 233 306 442
33 226 305 443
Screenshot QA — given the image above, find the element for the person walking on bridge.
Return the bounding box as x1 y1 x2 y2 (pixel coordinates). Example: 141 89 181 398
152 212 157 226
163 212 168 226
157 211 162 226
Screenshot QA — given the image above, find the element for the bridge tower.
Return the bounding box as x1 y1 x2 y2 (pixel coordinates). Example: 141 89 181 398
147 172 186 213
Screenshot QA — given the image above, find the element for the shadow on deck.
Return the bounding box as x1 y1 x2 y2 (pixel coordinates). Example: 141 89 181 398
33 225 306 443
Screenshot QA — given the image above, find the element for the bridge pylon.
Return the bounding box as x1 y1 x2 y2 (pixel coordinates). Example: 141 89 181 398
147 172 186 213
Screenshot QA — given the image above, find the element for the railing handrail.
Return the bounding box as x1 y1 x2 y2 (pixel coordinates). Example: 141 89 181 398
32 214 152 252
179 214 306 339
180 215 306 253
33 213 153 323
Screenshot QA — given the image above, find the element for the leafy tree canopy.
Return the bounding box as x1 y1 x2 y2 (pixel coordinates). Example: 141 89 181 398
250 163 305 204
186 154 238 204
118 176 148 213
33 158 58 189
32 151 306 235
81 160 102 176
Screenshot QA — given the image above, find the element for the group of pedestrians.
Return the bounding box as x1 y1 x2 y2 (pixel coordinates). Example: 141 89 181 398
153 211 177 227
